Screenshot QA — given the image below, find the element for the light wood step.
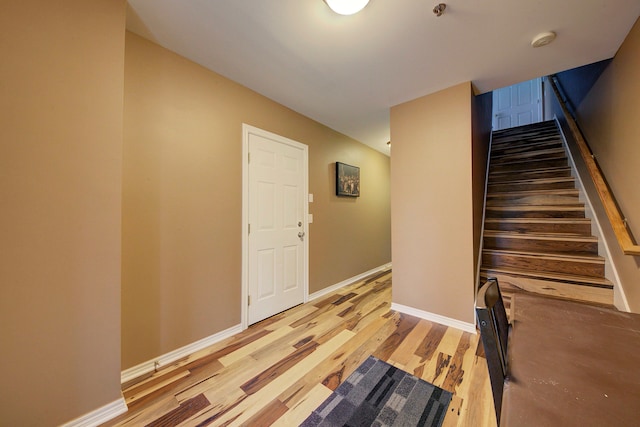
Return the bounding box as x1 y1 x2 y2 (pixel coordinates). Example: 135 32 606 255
486 189 579 206
480 268 613 306
488 176 575 193
485 205 585 219
489 166 572 182
483 230 598 255
482 249 605 278
483 218 592 235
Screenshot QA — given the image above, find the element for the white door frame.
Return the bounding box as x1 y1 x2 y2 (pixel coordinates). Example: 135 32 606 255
241 124 309 330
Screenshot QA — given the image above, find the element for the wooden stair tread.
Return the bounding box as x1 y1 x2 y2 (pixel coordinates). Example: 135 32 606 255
492 137 563 147
481 269 613 306
488 169 573 182
488 176 575 186
483 248 604 263
486 190 580 205
488 196 579 206
480 267 613 289
491 142 562 156
493 129 558 140
487 204 584 209
493 134 561 143
486 205 585 212
483 230 598 242
487 188 578 197
492 153 566 166
491 147 566 163
484 218 591 224
483 218 592 235
489 157 567 171
490 165 571 175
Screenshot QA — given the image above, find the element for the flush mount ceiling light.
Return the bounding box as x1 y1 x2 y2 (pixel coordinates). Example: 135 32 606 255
531 31 557 48
324 0 370 15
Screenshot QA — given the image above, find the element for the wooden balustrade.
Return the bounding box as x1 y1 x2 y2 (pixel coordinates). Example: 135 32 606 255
548 76 640 256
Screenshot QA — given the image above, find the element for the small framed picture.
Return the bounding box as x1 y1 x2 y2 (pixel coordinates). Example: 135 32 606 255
336 162 360 197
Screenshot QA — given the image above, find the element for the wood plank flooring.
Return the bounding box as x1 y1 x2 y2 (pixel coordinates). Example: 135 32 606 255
103 270 495 426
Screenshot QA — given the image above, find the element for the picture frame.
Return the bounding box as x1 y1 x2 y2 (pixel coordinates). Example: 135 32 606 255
336 162 360 197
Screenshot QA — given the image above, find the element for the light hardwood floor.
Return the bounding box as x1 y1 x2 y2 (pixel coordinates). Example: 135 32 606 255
104 270 496 426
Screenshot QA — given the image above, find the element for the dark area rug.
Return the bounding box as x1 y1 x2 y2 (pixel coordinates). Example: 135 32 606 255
302 355 452 427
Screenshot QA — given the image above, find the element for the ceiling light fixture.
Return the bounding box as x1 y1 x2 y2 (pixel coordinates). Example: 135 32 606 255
324 0 370 16
531 31 557 48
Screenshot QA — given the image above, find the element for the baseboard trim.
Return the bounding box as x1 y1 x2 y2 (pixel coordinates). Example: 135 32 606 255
60 397 127 427
391 303 477 334
121 323 243 384
308 263 392 302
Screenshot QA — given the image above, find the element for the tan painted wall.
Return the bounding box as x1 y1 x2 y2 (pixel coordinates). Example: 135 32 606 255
0 1 125 425
574 17 640 311
390 82 476 324
123 32 391 369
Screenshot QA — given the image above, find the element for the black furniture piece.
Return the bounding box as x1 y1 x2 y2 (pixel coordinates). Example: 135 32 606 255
475 278 510 425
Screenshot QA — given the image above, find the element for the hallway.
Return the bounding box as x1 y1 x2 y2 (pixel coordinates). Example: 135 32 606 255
104 270 495 426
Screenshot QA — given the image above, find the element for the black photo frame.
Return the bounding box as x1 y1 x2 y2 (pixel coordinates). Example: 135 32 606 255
336 162 360 197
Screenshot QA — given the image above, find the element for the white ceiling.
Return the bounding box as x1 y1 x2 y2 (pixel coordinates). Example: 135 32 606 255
126 0 640 155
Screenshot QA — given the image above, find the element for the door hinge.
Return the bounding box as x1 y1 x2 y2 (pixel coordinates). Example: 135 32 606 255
248 223 251 234
248 152 251 163
248 295 251 306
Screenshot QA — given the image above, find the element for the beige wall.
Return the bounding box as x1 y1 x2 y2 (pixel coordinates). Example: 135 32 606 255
574 17 640 310
390 82 476 324
123 32 391 369
0 1 125 425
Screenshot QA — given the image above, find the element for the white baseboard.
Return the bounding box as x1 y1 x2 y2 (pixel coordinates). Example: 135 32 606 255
308 263 392 302
391 303 477 334
121 323 243 384
60 397 127 427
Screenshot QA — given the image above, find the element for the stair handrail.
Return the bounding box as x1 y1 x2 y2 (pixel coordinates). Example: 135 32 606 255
548 75 640 256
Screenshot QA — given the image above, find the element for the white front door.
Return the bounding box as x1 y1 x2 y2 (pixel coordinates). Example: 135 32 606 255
492 78 543 130
243 125 308 326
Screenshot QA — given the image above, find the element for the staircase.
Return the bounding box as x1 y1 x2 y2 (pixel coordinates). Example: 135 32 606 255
481 121 614 306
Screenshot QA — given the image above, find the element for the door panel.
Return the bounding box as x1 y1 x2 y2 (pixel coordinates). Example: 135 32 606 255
257 249 276 299
493 78 542 130
247 129 307 325
283 245 299 291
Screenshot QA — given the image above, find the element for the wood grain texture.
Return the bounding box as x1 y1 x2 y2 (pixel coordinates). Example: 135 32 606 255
103 270 495 426
482 121 613 305
489 166 572 182
484 218 592 235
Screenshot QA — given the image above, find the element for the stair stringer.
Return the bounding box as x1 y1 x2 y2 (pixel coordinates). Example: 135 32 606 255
475 128 495 303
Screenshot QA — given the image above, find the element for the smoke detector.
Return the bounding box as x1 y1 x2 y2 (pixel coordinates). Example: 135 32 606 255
531 31 557 48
